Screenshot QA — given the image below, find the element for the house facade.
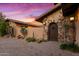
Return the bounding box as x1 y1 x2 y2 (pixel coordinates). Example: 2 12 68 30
36 3 79 44
6 19 44 40
5 3 79 45
36 4 65 42
6 19 28 38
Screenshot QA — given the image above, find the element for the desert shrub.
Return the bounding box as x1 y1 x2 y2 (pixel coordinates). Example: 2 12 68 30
60 43 79 52
26 37 48 43
0 12 8 36
26 37 36 42
36 40 42 43
36 39 48 43
60 43 68 49
0 20 8 36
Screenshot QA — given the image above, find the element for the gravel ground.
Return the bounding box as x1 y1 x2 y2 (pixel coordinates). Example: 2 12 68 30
0 37 79 56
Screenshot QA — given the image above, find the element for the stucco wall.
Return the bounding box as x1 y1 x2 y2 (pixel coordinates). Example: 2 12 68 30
9 21 44 40
27 27 45 40
75 8 79 45
9 22 24 37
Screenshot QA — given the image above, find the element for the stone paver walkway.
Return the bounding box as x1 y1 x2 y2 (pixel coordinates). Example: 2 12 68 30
0 37 79 56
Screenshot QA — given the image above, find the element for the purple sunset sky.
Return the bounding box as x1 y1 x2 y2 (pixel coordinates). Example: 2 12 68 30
0 3 54 21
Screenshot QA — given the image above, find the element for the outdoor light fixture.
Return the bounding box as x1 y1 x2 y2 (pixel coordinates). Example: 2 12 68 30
45 21 48 24
70 17 74 21
43 22 45 25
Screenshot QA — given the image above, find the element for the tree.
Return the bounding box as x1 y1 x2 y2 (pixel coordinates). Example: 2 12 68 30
0 12 8 36
0 12 6 20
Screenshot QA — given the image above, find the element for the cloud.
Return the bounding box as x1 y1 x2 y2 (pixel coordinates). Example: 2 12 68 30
0 3 54 20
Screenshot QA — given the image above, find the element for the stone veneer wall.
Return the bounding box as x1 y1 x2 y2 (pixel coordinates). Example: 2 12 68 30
63 8 79 44
42 9 65 42
64 17 76 43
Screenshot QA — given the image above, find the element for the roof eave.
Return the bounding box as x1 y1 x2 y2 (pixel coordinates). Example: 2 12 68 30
36 3 62 22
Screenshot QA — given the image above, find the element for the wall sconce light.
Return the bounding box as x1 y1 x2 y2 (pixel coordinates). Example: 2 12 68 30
43 22 45 25
70 17 74 21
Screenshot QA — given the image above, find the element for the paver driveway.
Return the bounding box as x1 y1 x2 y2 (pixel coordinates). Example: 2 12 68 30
0 37 79 56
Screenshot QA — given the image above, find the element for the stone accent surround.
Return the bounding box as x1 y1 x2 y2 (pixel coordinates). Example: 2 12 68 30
42 9 65 42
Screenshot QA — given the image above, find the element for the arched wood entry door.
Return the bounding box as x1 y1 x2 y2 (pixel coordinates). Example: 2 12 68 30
48 22 58 41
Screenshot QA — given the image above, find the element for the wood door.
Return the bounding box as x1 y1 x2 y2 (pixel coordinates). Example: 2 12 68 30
48 22 58 41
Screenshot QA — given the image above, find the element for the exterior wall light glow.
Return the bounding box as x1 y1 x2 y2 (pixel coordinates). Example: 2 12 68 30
70 17 74 21
43 22 45 25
